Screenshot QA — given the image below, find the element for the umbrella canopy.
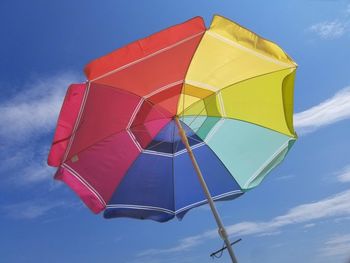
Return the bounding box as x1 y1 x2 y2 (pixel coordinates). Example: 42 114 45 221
48 15 297 223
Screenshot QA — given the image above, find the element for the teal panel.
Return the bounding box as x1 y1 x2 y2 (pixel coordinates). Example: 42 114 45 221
181 116 207 133
204 118 295 190
182 116 221 140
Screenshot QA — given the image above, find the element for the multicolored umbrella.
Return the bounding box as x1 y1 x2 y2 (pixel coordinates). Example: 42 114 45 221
48 15 297 262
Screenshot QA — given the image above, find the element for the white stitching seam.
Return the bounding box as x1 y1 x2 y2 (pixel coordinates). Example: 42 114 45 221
142 142 206 157
206 31 295 67
106 190 242 215
62 163 106 206
90 31 205 82
63 82 91 162
243 139 291 188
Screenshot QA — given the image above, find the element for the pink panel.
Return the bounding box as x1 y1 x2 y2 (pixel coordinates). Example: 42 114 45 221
48 83 86 167
67 82 140 160
63 130 140 204
131 118 171 149
130 99 174 148
55 166 105 213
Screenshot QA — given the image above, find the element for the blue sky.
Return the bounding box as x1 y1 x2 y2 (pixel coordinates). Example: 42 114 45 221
1 0 350 262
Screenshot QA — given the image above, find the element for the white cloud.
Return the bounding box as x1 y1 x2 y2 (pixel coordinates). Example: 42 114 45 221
336 165 350 183
140 189 350 256
1 144 57 185
0 72 81 142
3 200 64 220
309 3 350 40
321 234 350 259
303 223 316 228
0 72 81 186
21 161 57 183
138 230 214 257
294 87 350 134
309 20 347 39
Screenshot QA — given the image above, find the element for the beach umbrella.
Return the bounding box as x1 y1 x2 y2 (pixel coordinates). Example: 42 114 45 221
48 15 297 262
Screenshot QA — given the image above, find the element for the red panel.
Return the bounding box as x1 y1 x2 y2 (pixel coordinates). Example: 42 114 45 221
48 83 86 167
148 83 183 116
92 34 203 97
51 17 208 214
84 17 205 81
67 82 140 160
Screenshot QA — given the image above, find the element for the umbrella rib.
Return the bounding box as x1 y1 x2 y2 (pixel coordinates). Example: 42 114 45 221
62 80 183 159
62 163 106 206
243 139 292 188
90 31 205 82
185 115 296 139
171 121 176 213
176 119 243 188
63 117 171 161
175 117 239 263
63 81 91 163
206 31 295 67
175 190 242 214
177 28 206 121
106 204 175 215
77 81 178 129
180 67 295 116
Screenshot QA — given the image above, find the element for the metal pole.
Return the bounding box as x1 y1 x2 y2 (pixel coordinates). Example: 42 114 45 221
174 117 238 263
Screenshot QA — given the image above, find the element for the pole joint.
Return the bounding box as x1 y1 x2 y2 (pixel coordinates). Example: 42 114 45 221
218 227 226 240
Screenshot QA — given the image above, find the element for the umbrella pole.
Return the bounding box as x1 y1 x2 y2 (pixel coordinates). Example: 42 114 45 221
175 117 238 263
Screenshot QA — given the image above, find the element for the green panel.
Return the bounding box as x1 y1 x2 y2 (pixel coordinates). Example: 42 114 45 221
203 118 295 190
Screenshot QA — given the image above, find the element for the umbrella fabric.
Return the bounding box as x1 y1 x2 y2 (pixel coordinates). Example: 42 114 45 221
48 15 297 222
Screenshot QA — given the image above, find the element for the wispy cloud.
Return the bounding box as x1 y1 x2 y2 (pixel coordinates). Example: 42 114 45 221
321 234 350 259
303 223 316 228
309 20 348 39
0 72 81 186
3 200 65 220
294 87 350 134
1 144 57 185
0 72 81 142
308 3 350 39
336 165 350 183
140 189 350 256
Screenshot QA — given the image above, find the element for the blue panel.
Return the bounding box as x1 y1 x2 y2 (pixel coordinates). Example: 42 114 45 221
146 120 203 154
174 144 243 219
104 153 174 222
105 119 243 222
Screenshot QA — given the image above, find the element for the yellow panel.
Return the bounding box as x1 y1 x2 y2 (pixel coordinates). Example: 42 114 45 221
178 88 223 117
177 93 203 116
282 70 297 137
181 15 297 137
177 83 215 116
183 83 214 98
209 15 296 66
221 68 296 137
185 15 296 91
